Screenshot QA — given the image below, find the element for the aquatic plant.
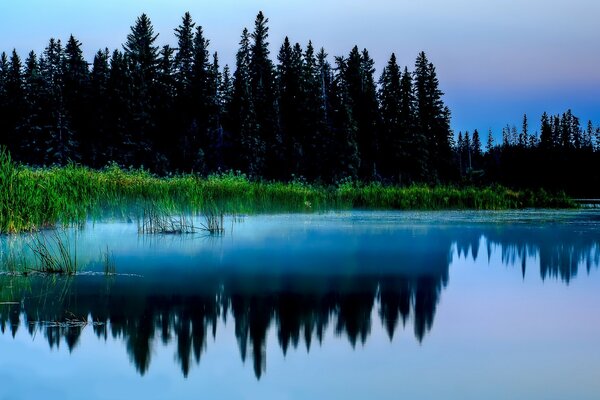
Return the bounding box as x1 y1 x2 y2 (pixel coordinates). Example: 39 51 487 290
27 231 78 275
0 151 577 234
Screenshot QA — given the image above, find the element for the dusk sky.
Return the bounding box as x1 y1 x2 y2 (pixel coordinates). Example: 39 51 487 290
1 0 598 138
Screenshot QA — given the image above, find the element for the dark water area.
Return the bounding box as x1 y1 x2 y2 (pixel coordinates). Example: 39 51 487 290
1 211 599 399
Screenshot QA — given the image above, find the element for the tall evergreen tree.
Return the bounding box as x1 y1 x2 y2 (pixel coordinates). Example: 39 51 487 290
414 52 453 181
540 112 553 149
123 14 160 167
342 46 379 179
486 129 494 153
378 53 402 180
230 28 260 174
276 37 304 177
249 12 278 177
330 56 360 180
88 49 110 166
19 51 45 164
62 35 89 161
301 42 330 181
40 38 77 165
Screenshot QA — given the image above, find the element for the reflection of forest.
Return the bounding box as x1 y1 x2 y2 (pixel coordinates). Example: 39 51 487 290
0 273 446 379
0 225 598 379
454 226 600 283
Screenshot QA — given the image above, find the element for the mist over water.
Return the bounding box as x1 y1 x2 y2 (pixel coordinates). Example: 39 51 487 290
1 211 599 399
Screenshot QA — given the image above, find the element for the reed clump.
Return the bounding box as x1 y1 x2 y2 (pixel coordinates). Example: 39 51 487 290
0 149 576 234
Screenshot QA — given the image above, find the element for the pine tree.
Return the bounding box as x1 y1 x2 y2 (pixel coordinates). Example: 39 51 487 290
3 50 25 157
188 25 214 172
230 28 261 175
174 12 195 91
249 12 278 177
89 48 110 166
301 42 329 181
378 53 402 180
330 56 359 180
520 114 528 147
0 52 9 148
342 46 379 179
472 129 482 160
276 37 304 177
539 112 553 149
40 38 77 165
124 14 160 167
62 35 89 161
155 45 177 171
414 52 452 181
486 129 494 153
107 49 134 165
19 51 44 164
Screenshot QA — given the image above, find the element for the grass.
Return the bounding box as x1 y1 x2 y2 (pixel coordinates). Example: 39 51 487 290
27 230 78 275
0 148 577 234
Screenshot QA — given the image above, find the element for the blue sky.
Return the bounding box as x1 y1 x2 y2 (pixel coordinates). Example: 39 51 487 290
0 0 599 138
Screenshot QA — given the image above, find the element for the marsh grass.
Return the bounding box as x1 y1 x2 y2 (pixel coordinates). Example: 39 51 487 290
27 231 78 275
0 149 577 234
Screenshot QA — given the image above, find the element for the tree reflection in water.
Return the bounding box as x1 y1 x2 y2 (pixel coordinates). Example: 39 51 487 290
0 224 598 379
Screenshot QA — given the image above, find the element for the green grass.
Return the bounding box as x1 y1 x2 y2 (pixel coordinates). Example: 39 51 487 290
0 148 576 234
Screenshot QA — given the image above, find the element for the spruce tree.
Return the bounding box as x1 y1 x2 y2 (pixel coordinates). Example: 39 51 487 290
188 25 214 172
378 53 401 180
230 28 260 174
486 129 494 153
62 35 89 162
276 37 304 177
249 12 278 177
123 14 160 168
301 42 330 181
540 112 553 149
342 46 379 180
19 51 44 164
89 49 110 166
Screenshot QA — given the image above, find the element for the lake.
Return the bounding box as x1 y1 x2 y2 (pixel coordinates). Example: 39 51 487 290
1 211 599 399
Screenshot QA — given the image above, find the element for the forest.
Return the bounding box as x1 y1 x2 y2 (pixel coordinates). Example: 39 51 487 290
0 12 598 195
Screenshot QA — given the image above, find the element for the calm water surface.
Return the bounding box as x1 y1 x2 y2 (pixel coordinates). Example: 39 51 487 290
1 211 599 399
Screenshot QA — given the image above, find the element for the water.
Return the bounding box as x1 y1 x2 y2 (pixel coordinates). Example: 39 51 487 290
1 211 599 399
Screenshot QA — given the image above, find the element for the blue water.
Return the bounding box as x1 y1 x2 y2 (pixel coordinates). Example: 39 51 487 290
0 211 599 399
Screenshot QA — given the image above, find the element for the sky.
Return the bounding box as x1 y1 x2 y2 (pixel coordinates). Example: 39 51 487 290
0 0 599 138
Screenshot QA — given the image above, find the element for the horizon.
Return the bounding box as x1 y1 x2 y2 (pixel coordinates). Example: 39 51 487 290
0 0 599 138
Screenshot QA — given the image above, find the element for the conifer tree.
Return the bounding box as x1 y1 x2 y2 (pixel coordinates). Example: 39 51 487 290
19 51 44 164
123 14 160 167
230 28 261 174
486 129 494 153
188 25 214 172
0 52 9 148
276 37 304 177
62 35 89 161
342 46 379 179
40 38 77 165
472 129 482 161
330 56 359 180
378 53 402 180
249 12 278 177
414 52 452 181
301 42 329 180
89 49 110 166
540 112 553 149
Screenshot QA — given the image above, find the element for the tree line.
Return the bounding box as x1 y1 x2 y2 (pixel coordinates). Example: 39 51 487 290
457 111 600 196
0 11 598 193
0 12 453 183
